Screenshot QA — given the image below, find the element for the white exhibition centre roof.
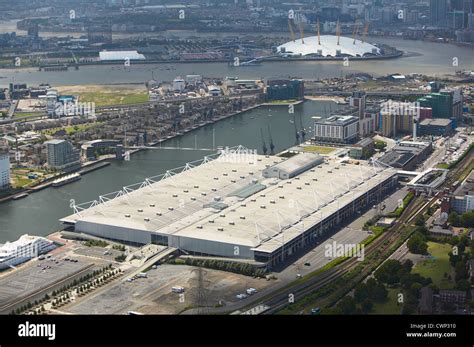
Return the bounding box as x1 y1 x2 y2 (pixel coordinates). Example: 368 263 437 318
99 50 146 61
62 149 397 255
277 35 381 57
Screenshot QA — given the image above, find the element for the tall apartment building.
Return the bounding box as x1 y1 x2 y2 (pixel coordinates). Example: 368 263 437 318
313 115 359 144
0 141 10 191
430 0 448 26
45 139 81 172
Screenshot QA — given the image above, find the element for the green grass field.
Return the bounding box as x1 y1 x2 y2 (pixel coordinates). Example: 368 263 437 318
371 288 402 315
42 122 102 136
77 91 148 107
302 145 336 155
412 242 454 290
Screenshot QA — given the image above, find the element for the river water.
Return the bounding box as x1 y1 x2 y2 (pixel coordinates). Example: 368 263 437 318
1 24 473 242
0 100 338 242
1 36 473 88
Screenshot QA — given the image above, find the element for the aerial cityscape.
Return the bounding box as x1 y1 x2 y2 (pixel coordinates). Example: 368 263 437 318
0 0 473 344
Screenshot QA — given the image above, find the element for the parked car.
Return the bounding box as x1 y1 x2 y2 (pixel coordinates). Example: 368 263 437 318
246 288 257 295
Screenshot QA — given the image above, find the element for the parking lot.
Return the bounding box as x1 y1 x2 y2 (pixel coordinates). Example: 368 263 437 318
74 246 123 262
0 257 89 312
66 264 272 314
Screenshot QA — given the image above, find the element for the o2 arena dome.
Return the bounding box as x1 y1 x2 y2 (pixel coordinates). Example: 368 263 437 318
277 35 381 58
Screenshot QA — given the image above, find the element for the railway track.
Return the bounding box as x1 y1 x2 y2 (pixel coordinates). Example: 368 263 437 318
259 147 473 314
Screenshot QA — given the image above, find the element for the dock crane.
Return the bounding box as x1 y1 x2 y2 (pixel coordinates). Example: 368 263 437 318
293 114 300 145
260 128 268 155
336 20 341 46
352 20 359 45
267 125 275 155
288 19 296 42
298 113 306 142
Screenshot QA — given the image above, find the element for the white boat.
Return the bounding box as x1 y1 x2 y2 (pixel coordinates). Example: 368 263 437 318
52 173 81 187
0 234 56 270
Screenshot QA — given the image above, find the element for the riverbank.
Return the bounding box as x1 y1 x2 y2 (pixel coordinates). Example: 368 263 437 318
0 160 112 203
0 99 271 204
0 50 404 71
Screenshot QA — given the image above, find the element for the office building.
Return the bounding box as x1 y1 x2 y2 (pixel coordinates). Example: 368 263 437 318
418 118 453 136
45 139 81 172
0 142 10 191
378 141 432 170
430 0 448 26
451 171 474 214
266 79 304 101
313 115 359 144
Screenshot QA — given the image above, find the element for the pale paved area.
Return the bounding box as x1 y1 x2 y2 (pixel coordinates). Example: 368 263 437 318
65 265 275 314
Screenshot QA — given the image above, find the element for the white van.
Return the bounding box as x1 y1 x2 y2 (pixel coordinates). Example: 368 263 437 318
171 286 185 293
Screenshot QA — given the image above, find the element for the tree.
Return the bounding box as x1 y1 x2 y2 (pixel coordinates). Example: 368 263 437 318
336 296 357 315
455 261 469 282
409 282 423 298
460 211 474 228
354 283 369 303
375 260 403 285
402 259 414 272
407 232 428 255
361 300 373 314
456 279 470 292
448 212 460 227
370 282 388 302
415 215 426 227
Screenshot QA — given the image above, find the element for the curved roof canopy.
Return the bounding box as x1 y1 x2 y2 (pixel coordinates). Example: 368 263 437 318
277 35 381 57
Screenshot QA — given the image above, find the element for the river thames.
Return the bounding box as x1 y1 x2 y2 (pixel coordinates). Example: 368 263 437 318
0 100 343 242
0 28 473 242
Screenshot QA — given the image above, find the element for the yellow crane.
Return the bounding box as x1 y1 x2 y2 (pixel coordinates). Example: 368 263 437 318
316 18 321 45
336 19 341 46
352 20 359 45
362 22 370 43
288 18 296 42
298 20 305 44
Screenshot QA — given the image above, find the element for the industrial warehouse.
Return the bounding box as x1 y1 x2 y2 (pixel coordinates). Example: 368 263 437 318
61 147 398 269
